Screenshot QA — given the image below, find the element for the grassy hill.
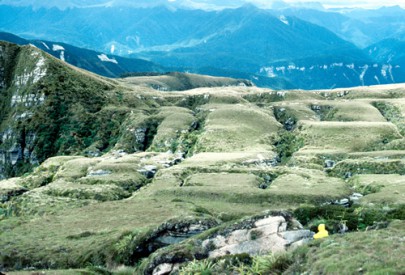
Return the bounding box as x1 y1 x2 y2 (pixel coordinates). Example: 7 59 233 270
0 43 404 274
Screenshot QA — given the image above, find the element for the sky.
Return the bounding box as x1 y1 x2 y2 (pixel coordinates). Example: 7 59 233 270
1 0 405 9
170 0 405 9
282 0 405 8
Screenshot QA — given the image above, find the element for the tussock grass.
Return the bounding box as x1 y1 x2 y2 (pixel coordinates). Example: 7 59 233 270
350 174 405 204
312 101 387 122
181 151 277 168
2 48 405 273
43 180 131 202
330 158 405 177
298 121 401 151
120 72 251 91
373 100 405 135
195 104 281 152
272 102 318 122
53 158 100 180
149 106 196 152
287 220 405 274
270 169 350 200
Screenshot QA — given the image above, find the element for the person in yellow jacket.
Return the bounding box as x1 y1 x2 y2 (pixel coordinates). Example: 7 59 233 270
314 223 329 239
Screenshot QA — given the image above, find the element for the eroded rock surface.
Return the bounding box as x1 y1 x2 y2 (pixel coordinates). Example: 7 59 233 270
143 212 313 275
203 215 312 258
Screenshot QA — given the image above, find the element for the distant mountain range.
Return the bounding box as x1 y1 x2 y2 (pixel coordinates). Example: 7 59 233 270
0 0 322 10
0 32 164 78
272 5 405 48
1 3 405 89
367 39 405 70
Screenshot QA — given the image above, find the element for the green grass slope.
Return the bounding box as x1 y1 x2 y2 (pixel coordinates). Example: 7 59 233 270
0 43 405 274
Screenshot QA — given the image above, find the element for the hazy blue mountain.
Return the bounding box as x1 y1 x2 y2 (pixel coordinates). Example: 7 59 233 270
366 39 405 70
0 4 365 56
342 5 405 19
270 9 369 47
0 0 301 10
343 6 405 45
0 5 220 54
130 6 401 89
0 0 171 9
0 32 294 89
0 32 28 45
1 4 403 89
2 2 405 49
0 32 164 78
274 6 405 48
136 6 367 66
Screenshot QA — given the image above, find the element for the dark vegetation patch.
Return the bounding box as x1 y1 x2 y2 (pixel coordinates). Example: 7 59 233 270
310 104 337 121
243 92 286 106
273 106 298 131
256 172 278 189
271 106 304 164
0 43 20 127
175 94 211 110
373 101 405 135
140 118 161 152
176 111 207 157
293 204 405 233
329 159 405 178
273 130 304 165
67 231 98 240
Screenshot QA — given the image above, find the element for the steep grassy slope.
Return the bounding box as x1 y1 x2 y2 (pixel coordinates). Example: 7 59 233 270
0 43 405 274
0 41 127 178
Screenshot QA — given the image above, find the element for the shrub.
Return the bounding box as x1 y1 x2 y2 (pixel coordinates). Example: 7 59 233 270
273 130 304 164
179 259 217 275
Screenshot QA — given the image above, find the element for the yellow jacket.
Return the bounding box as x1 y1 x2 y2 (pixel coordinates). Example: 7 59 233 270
314 224 329 239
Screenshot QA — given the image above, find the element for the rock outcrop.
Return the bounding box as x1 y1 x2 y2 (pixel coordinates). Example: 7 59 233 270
203 215 312 258
143 212 312 275
0 177 28 203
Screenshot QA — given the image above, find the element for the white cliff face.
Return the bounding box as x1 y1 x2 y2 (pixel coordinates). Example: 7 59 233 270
10 49 48 114
14 50 47 87
259 62 401 87
11 93 45 108
0 46 49 179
